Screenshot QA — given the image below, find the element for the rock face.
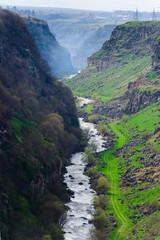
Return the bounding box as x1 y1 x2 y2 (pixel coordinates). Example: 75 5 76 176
152 38 160 70
0 10 84 240
25 17 76 78
125 88 160 114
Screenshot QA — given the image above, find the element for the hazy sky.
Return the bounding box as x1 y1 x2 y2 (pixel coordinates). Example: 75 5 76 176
1 0 160 12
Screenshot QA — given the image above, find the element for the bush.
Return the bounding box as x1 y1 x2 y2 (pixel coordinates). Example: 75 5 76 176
38 194 66 226
86 167 98 177
145 198 160 212
88 115 99 123
45 223 64 240
8 191 30 214
93 207 108 230
82 148 96 165
96 176 110 194
87 140 98 153
145 215 160 237
42 235 52 240
98 124 109 136
94 194 108 210
91 93 99 101
141 131 150 140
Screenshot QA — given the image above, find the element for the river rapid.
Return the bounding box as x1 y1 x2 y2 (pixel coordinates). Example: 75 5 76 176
63 98 106 240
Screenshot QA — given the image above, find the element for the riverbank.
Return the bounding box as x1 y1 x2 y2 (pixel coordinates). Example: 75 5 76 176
78 97 160 239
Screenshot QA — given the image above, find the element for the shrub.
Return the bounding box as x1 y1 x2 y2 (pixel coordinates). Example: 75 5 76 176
98 124 109 136
88 115 99 123
42 236 52 240
85 167 98 177
82 148 96 165
45 223 64 240
91 93 99 101
94 194 108 210
145 198 160 212
96 176 110 194
87 140 98 153
8 191 30 214
141 131 150 140
93 207 108 230
38 194 66 226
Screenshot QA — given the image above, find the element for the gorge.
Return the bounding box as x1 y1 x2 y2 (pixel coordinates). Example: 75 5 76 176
1 6 160 240
63 98 107 239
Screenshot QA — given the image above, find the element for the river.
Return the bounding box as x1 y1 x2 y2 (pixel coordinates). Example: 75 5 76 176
63 102 106 240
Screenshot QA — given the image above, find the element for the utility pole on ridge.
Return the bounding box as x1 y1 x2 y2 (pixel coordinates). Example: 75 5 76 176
135 8 138 21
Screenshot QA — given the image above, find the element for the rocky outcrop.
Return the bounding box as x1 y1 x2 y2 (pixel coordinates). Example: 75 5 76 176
152 38 160 70
125 88 160 114
93 100 125 119
25 17 76 78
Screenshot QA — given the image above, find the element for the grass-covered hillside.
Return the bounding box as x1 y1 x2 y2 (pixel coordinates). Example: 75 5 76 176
74 21 160 239
0 10 85 240
66 21 160 101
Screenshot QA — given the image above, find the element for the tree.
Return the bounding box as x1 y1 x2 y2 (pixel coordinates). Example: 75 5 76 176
88 140 98 153
88 115 99 123
94 194 108 210
98 124 109 136
82 148 96 165
93 207 108 230
42 236 52 240
91 93 99 101
96 176 110 194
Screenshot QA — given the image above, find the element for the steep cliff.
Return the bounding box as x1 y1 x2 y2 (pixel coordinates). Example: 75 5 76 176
66 21 160 103
25 17 76 78
88 21 160 69
0 10 84 240
152 37 160 70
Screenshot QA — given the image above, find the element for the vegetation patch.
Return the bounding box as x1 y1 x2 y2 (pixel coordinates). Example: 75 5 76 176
94 100 160 239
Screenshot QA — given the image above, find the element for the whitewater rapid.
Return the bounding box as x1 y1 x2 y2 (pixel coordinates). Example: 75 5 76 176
63 115 106 240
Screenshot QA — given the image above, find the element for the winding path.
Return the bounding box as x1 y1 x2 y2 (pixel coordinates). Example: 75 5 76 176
105 153 128 240
103 123 130 239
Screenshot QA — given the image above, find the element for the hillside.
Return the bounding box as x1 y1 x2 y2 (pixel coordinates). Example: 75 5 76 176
67 21 160 101
68 21 160 239
0 10 85 240
36 9 156 71
5 6 159 71
25 17 75 78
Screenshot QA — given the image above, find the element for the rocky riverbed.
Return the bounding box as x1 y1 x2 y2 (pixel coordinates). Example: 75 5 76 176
63 98 107 240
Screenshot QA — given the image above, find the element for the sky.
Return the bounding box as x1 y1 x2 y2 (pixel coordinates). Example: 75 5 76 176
0 0 160 12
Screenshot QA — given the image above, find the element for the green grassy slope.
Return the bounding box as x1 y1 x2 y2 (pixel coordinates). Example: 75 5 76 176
97 102 160 239
65 21 160 101
67 54 151 100
70 21 160 239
